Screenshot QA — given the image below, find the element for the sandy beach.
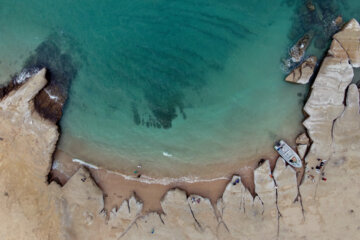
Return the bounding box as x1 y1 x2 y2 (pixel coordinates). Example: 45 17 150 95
50 149 273 213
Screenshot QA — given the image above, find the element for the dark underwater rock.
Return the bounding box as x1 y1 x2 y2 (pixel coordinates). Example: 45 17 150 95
290 33 313 62
288 0 345 53
20 34 80 123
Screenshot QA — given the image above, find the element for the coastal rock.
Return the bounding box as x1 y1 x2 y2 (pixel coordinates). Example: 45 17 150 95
272 158 303 237
296 144 308 159
295 132 310 145
34 86 66 123
60 167 107 239
285 56 317 84
217 175 277 239
254 160 275 205
23 35 79 123
290 34 312 62
187 195 218 235
306 1 315 11
303 36 353 163
160 189 214 239
332 84 360 155
273 158 298 203
0 69 63 240
334 16 344 28
333 19 360 67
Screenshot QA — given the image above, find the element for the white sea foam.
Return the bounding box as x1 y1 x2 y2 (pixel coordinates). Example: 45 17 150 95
15 68 40 84
44 89 59 102
72 158 99 169
52 160 60 170
162 151 172 157
72 158 229 185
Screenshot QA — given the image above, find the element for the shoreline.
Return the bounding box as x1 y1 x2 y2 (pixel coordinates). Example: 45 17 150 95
50 93 305 213
52 146 281 183
51 149 278 213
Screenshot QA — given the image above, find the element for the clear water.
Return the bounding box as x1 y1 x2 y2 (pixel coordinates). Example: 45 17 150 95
1 0 360 177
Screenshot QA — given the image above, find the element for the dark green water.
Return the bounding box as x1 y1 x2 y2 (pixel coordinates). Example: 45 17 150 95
1 0 359 176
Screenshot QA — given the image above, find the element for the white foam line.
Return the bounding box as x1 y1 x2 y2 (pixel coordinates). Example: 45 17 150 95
44 89 59 101
162 151 173 157
15 68 40 84
72 158 229 185
72 158 99 170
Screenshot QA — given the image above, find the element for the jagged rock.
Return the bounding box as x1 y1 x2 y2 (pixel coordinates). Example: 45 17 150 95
297 144 308 159
332 84 360 155
34 86 66 123
306 1 315 11
273 157 301 212
0 69 63 240
273 158 304 239
303 36 353 163
334 16 344 28
24 35 79 123
295 132 310 145
333 19 360 67
285 56 317 84
254 160 275 204
160 189 210 239
218 174 277 239
187 195 218 235
290 34 312 62
122 212 166 240
60 167 106 239
273 158 298 203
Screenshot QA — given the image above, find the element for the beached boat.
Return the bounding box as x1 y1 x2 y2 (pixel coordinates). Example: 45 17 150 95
274 140 302 168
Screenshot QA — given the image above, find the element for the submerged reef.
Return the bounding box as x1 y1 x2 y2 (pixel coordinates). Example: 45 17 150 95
287 0 344 50
281 0 346 72
19 33 81 123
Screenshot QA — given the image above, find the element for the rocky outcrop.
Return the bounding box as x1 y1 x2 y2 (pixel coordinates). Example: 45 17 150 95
295 133 310 159
285 56 317 84
1 19 360 240
303 40 353 163
24 35 78 123
332 84 360 155
0 69 63 240
290 34 312 62
333 19 360 67
295 132 310 145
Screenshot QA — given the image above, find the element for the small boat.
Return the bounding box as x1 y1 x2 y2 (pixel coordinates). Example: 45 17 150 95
274 140 302 168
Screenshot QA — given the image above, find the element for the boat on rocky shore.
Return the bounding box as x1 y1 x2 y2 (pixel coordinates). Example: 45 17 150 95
274 140 302 168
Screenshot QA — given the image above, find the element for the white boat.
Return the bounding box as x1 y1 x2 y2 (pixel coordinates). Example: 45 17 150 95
274 140 302 168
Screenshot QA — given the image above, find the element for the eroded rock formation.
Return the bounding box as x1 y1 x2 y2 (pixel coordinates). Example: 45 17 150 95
285 56 317 84
290 34 312 63
1 19 360 240
0 70 63 240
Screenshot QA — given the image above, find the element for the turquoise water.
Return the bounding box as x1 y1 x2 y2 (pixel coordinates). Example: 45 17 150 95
1 0 360 177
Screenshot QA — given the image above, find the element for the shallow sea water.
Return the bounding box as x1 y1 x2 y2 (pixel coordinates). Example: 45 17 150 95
1 0 360 177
